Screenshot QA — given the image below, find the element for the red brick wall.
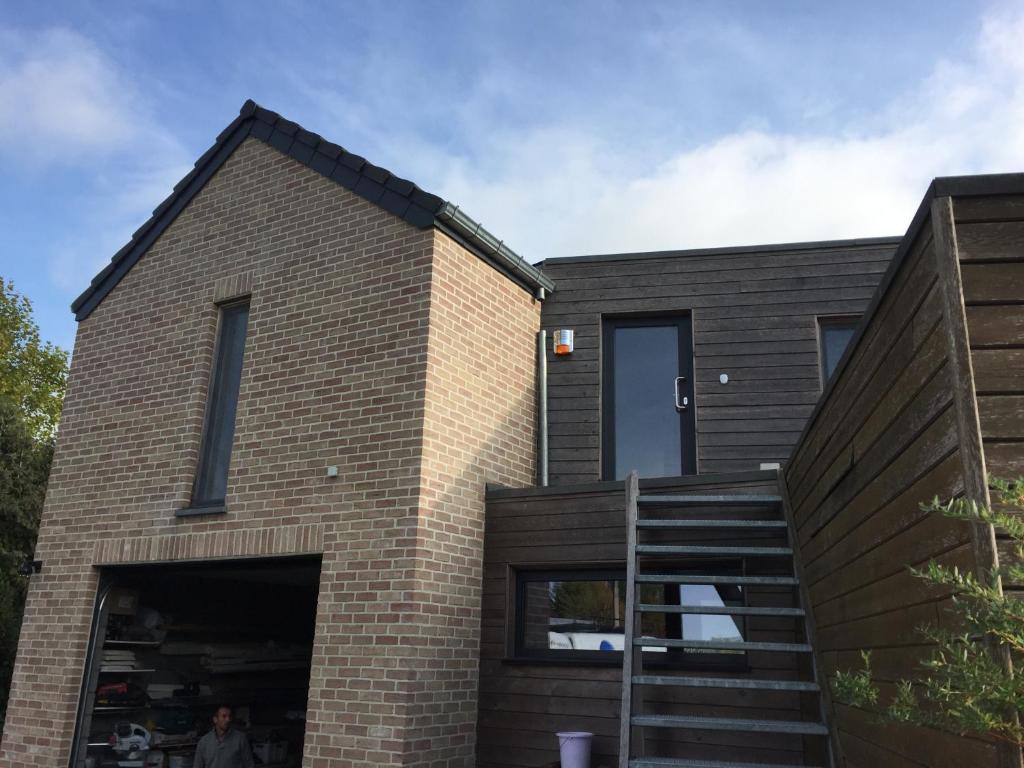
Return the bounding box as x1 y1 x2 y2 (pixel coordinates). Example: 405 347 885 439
0 136 539 768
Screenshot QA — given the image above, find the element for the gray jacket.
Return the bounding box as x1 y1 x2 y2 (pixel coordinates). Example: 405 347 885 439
193 728 255 768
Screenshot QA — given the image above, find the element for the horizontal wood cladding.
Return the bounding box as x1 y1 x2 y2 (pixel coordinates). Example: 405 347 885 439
958 197 1024 601
783 214 998 767
479 474 803 768
540 242 895 484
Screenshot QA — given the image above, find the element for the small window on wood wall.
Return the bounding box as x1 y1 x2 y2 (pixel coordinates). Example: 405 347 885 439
817 316 860 387
188 299 250 512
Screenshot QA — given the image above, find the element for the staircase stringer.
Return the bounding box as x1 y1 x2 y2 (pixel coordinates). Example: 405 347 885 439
777 468 841 768
619 470 641 768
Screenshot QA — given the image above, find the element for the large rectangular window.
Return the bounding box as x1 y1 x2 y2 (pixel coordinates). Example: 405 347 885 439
818 316 859 386
513 567 746 667
189 300 250 510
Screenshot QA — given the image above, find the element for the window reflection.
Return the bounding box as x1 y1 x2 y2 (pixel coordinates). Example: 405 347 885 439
818 316 860 385
680 584 743 651
612 325 680 479
517 572 745 659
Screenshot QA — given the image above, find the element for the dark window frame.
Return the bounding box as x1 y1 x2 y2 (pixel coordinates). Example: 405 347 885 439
183 298 251 514
817 315 860 388
601 314 697 481
510 564 748 670
513 567 625 663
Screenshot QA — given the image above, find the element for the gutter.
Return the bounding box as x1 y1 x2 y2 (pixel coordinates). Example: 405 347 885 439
435 202 556 298
537 330 549 486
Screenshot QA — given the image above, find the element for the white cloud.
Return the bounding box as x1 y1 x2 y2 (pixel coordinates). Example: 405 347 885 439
0 28 140 160
0 27 193 293
14 5 1024 317
407 6 1024 260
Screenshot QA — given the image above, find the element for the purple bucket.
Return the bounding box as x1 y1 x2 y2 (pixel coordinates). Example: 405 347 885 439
556 731 593 768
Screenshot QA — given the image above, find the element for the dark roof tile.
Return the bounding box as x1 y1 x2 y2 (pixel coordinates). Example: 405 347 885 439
410 188 443 212
308 151 337 178
275 118 299 136
378 189 411 218
288 141 315 164
317 140 343 160
363 164 390 184
404 204 435 229
248 119 273 142
268 128 294 153
353 176 385 203
330 163 360 190
385 176 415 196
72 99 551 320
339 152 366 171
253 106 279 125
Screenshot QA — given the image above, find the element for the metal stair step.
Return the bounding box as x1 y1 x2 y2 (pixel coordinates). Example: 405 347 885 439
638 494 783 506
636 545 792 556
632 674 819 692
636 604 804 617
630 714 828 736
637 519 787 529
636 574 798 586
634 637 812 653
630 758 822 768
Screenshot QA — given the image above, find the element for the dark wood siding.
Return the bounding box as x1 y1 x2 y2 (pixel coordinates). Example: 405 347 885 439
478 472 810 768
540 240 897 484
958 195 1024 594
783 207 999 766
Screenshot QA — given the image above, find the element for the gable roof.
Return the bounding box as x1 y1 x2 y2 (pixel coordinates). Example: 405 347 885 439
71 100 554 321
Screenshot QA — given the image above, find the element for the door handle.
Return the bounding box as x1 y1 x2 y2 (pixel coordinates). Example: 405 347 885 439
674 377 688 411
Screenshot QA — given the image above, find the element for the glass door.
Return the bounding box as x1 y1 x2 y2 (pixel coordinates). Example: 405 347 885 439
602 316 696 479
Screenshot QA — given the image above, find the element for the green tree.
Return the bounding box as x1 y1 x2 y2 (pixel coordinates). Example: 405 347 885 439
0 279 67 730
0 279 68 441
0 399 54 730
832 479 1024 746
552 580 620 630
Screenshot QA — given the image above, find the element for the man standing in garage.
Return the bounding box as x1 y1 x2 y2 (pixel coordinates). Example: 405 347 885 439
193 704 255 768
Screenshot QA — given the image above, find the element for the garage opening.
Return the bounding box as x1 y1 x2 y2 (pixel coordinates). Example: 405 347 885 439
70 556 321 768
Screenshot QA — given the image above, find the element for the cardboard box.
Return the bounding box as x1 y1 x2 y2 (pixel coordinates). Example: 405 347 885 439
108 588 140 616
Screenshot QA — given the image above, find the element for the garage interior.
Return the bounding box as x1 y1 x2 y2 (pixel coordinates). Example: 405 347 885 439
71 556 322 768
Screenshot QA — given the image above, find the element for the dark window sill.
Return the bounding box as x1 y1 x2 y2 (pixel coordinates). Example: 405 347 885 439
175 504 227 518
503 655 622 667
504 654 750 672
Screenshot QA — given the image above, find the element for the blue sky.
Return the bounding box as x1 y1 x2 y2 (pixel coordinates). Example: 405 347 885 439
1 1 1022 352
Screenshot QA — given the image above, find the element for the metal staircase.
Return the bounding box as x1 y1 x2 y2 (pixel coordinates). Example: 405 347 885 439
619 472 835 768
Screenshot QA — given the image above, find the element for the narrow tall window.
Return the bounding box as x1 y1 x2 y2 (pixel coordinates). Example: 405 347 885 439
191 300 250 509
818 316 859 387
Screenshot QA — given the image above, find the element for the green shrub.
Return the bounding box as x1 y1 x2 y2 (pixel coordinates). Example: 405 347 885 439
831 479 1024 746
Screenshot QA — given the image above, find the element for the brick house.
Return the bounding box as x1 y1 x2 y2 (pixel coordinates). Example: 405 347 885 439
1 101 1022 768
